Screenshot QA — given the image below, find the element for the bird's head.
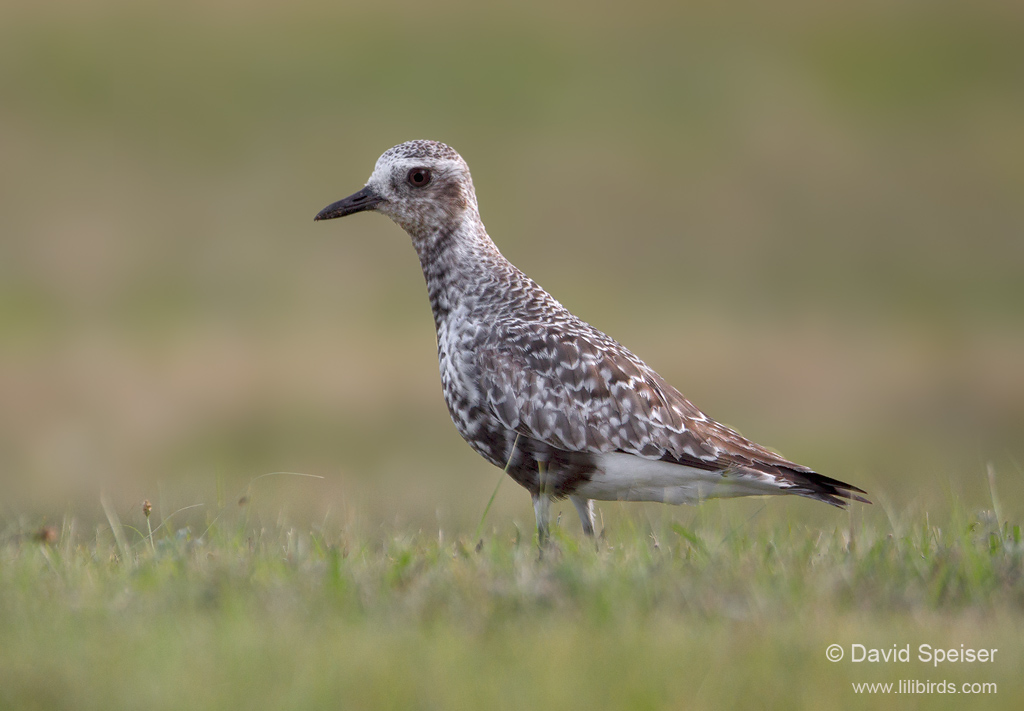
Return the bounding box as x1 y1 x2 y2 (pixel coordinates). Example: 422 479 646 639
314 140 478 237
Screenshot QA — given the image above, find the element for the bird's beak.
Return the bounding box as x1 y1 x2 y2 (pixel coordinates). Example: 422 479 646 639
314 186 384 221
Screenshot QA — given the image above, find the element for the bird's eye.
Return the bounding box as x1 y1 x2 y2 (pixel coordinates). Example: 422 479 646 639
407 168 432 188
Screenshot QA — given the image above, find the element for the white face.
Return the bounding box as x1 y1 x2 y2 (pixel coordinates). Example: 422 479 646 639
314 140 478 238
364 142 478 235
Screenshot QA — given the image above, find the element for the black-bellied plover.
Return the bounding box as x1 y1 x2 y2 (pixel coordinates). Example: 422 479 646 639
315 140 868 544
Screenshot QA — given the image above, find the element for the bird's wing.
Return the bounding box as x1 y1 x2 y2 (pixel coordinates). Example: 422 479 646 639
478 326 869 505
478 327 738 468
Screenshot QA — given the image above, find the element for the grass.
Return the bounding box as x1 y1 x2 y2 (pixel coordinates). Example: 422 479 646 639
1 493 1022 710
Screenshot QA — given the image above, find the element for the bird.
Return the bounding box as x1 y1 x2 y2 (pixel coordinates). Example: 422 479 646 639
315 140 868 545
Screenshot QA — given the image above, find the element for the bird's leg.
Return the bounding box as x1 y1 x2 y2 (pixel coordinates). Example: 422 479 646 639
534 459 551 548
570 495 596 537
532 492 550 548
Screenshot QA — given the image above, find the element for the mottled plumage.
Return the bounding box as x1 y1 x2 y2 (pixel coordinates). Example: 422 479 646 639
315 140 868 543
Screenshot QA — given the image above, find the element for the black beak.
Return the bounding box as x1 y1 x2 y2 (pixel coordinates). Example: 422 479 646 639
314 186 384 221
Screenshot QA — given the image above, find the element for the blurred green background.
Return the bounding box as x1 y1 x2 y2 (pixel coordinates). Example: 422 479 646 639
1 0 1022 530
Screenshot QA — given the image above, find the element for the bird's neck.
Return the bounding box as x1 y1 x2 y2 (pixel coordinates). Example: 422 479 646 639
407 211 508 330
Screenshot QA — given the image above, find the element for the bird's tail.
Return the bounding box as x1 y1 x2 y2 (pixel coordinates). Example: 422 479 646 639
782 468 871 508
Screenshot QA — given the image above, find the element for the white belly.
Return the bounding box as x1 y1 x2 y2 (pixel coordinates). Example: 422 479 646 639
574 452 789 504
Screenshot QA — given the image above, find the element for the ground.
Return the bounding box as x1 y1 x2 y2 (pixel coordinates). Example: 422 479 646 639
2 494 1021 711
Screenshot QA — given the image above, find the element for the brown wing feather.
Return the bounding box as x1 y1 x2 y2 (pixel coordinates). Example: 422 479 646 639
479 328 730 465
478 327 870 507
